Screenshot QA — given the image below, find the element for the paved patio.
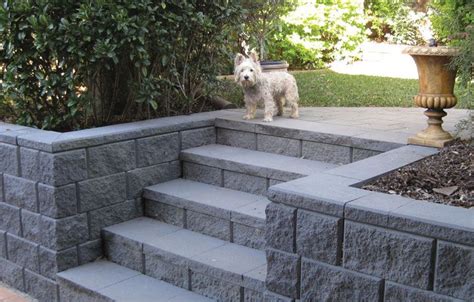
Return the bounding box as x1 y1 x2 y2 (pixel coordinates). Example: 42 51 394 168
0 282 36 302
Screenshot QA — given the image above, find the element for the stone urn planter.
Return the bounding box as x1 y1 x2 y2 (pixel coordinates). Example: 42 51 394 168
260 60 289 73
403 46 459 148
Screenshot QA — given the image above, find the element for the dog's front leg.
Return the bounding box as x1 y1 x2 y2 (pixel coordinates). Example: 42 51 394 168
263 95 275 122
243 101 257 120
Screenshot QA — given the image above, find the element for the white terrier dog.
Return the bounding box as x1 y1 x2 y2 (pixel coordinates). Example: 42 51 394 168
234 52 299 122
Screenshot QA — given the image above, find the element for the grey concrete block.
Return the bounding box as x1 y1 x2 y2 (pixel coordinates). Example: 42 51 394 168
38 183 77 219
20 147 40 180
78 239 102 265
245 289 264 302
104 231 143 273
58 281 112 302
0 202 21 235
0 231 5 258
190 271 242 301
25 269 59 302
296 209 342 265
224 170 266 195
435 241 473 300
0 174 2 203
0 143 19 176
257 134 300 157
265 202 296 253
233 223 265 250
187 210 231 241
89 199 143 239
265 248 300 299
127 161 181 198
78 173 127 212
136 133 180 167
343 221 434 289
385 281 464 302
7 233 39 272
217 128 257 150
352 148 381 162
0 258 25 291
4 174 37 212
263 291 294 302
183 162 222 186
145 200 185 227
388 200 474 246
181 127 216 150
40 214 89 250
16 130 60 153
87 140 136 178
39 149 87 186
301 258 383 301
269 179 284 187
242 264 266 292
302 141 351 164
21 210 41 243
144 252 188 289
215 117 257 133
39 246 78 280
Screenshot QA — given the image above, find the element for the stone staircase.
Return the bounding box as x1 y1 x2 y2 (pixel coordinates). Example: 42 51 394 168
57 142 337 301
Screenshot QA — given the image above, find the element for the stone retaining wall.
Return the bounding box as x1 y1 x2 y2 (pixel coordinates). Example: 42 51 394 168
264 145 473 302
0 112 219 301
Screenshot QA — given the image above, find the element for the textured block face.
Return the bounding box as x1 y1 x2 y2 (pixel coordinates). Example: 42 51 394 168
302 141 351 164
127 161 181 198
21 210 41 243
265 203 296 253
263 291 295 302
39 246 78 280
223 170 267 195
0 258 24 290
144 253 188 289
104 233 143 273
4 174 37 212
136 133 180 167
88 199 143 239
0 143 18 175
385 281 463 302
435 241 474 300
0 202 21 235
343 221 434 289
78 173 127 212
38 184 77 218
190 271 242 301
244 289 264 302
257 134 300 157
301 258 383 301
78 239 102 265
296 210 342 265
233 223 265 250
25 270 59 302
352 148 381 162
266 249 300 299
7 234 39 272
183 162 222 186
144 200 185 227
0 231 6 258
40 214 89 250
39 150 87 186
181 127 216 150
217 128 257 150
87 140 136 178
20 147 40 180
187 210 230 241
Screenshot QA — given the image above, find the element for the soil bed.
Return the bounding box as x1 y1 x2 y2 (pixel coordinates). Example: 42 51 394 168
363 140 473 208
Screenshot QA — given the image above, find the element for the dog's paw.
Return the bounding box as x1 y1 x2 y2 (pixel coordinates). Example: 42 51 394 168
290 113 299 119
242 115 252 120
263 116 273 122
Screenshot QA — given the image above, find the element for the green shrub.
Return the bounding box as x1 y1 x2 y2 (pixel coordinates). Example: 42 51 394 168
0 1 243 131
267 0 367 69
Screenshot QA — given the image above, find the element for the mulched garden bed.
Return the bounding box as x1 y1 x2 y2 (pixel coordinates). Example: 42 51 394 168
363 139 473 208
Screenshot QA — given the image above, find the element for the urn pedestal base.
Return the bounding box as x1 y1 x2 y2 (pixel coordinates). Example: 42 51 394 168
408 109 453 148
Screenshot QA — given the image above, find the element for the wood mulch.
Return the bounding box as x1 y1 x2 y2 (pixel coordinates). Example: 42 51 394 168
363 139 473 208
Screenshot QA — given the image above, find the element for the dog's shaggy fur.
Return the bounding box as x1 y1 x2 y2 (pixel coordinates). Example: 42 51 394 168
234 52 299 122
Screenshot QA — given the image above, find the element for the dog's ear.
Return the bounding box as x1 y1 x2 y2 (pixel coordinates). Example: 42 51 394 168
234 53 245 66
249 50 259 63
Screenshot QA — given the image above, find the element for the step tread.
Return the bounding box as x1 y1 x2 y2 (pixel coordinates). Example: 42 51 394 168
144 179 269 226
58 260 212 302
181 144 336 180
103 217 267 288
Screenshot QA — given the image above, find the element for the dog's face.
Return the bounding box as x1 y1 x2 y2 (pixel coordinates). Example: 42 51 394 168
234 52 261 88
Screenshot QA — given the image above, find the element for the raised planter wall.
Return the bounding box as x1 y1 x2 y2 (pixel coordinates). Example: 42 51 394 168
0 112 220 301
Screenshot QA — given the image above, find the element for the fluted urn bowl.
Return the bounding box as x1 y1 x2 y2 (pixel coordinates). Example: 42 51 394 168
403 46 460 148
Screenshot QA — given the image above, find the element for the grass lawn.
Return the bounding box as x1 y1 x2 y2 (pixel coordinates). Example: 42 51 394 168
217 69 472 109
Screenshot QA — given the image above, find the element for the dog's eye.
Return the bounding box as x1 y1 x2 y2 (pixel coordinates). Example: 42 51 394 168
250 69 254 72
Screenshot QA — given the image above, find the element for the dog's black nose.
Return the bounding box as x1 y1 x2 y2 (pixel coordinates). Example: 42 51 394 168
244 75 249 80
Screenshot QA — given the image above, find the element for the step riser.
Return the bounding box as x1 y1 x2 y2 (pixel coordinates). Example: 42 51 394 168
183 161 286 195
103 230 265 301
145 199 265 250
